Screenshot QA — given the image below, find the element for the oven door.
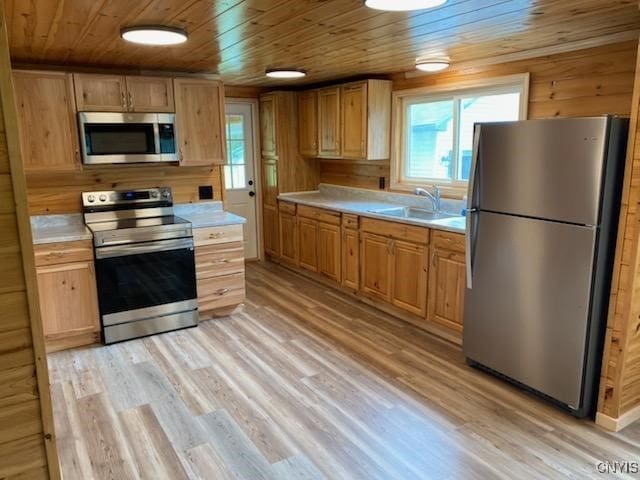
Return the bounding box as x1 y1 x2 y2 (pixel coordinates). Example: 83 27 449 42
94 238 197 326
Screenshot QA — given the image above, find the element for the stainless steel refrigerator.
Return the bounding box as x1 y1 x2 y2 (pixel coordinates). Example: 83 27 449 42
463 116 629 417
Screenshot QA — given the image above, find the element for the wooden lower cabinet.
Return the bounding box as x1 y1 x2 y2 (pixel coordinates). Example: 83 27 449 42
263 205 280 258
391 240 428 316
360 232 393 302
317 222 341 282
342 227 359 290
279 211 298 266
427 231 466 332
36 254 100 352
298 217 319 272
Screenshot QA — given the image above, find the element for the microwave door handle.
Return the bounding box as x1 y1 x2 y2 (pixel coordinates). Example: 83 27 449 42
153 121 161 154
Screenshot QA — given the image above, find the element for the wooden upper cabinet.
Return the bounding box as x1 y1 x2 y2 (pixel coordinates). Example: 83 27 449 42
341 83 367 159
174 78 226 166
260 95 277 158
298 90 318 156
125 76 174 112
317 86 341 157
74 73 127 112
13 70 81 173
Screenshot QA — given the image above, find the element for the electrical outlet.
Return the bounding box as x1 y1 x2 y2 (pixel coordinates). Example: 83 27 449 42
198 185 214 200
379 177 386 190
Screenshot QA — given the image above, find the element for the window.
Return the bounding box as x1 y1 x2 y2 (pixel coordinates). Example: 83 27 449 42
392 74 529 192
224 113 247 190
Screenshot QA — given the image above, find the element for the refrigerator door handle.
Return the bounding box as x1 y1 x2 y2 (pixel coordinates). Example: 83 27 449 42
466 125 482 289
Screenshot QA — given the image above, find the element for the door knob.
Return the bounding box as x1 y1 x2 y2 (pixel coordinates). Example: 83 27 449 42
249 191 256 197
248 180 254 186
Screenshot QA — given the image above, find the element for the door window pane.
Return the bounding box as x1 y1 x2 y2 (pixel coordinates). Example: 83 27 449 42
227 114 244 140
225 113 248 190
405 99 454 181
458 93 520 180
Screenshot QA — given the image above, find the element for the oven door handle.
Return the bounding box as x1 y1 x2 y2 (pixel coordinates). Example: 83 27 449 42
95 238 194 259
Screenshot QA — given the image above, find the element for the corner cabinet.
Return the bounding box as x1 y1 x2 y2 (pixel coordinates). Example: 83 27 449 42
174 78 226 166
13 70 81 173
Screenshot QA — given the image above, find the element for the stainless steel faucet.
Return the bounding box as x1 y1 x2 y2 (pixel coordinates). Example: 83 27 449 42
415 186 441 212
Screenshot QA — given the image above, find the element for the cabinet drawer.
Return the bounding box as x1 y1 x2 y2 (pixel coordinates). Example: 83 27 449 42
278 201 297 215
361 217 429 245
193 224 243 246
197 273 245 311
195 242 245 279
297 205 341 225
431 230 465 254
342 214 359 230
34 240 94 267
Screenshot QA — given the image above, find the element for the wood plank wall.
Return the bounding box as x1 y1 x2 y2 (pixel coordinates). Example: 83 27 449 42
319 41 638 190
598 38 640 425
0 3 58 478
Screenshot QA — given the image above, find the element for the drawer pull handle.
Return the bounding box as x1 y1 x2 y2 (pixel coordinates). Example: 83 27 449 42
209 232 224 239
214 259 230 264
216 288 229 296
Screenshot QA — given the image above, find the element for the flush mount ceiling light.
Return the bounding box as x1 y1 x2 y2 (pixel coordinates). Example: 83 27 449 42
364 0 447 11
265 68 307 79
415 59 450 73
121 26 188 45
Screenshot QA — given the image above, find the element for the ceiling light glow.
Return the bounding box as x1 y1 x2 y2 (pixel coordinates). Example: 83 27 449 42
364 0 447 12
265 69 307 79
415 59 450 72
121 26 188 46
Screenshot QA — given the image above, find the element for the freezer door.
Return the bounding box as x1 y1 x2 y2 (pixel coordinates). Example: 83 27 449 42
476 117 608 225
463 211 597 408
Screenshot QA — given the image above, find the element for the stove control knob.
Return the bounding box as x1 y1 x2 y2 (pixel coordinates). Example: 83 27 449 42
87 195 95 203
150 191 159 199
99 194 107 202
162 191 171 199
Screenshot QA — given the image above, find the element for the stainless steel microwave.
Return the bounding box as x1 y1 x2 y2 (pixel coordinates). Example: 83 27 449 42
78 112 179 165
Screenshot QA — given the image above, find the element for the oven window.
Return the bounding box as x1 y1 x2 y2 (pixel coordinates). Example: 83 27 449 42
84 123 156 155
95 248 196 315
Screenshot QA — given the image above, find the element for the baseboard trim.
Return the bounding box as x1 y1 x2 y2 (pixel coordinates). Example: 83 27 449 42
596 404 640 432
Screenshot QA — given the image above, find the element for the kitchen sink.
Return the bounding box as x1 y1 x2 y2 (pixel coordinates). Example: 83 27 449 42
369 206 455 221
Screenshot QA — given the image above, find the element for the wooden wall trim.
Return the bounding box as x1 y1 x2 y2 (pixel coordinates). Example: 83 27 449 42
0 2 60 478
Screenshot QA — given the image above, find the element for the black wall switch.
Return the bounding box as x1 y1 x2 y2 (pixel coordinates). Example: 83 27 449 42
379 177 386 190
199 185 214 200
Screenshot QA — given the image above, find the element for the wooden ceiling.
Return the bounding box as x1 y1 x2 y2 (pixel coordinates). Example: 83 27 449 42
5 0 640 86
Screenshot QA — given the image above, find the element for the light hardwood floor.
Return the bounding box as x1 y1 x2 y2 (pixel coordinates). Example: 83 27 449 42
48 262 640 480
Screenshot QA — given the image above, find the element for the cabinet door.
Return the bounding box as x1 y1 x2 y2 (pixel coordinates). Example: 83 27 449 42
37 261 100 350
317 222 341 283
342 228 359 290
298 90 318 156
263 205 280 258
174 78 226 165
260 95 277 158
391 240 428 316
13 71 81 173
279 212 298 266
317 87 341 157
262 159 278 207
341 83 367 159
298 217 318 272
126 76 174 112
360 232 392 301
73 73 127 112
427 248 466 332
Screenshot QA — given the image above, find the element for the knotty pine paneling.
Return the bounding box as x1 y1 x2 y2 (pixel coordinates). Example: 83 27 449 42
0 1 57 476
320 41 637 190
26 165 223 215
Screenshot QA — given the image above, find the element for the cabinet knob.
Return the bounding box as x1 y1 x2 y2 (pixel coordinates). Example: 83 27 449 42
216 288 229 296
209 232 224 239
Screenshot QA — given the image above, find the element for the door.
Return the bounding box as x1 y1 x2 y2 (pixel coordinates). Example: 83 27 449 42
317 87 341 157
73 73 127 112
298 90 318 156
260 95 277 158
13 70 81 172
341 83 367 159
317 222 341 283
474 118 608 225
174 78 226 165
464 211 597 408
126 76 174 112
391 240 428 316
427 247 466 331
298 218 318 272
279 212 298 266
360 232 392 301
224 101 259 260
342 228 359 290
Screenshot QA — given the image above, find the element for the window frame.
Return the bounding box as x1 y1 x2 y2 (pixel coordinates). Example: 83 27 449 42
391 73 530 197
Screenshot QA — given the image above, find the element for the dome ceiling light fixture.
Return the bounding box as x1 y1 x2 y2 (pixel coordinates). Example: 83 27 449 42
265 68 307 79
364 0 447 12
120 26 188 46
415 58 450 73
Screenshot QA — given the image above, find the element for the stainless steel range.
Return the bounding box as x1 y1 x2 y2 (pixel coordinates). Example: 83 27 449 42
82 187 198 344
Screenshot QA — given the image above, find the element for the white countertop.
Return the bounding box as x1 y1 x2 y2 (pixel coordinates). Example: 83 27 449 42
174 201 246 228
278 187 466 235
